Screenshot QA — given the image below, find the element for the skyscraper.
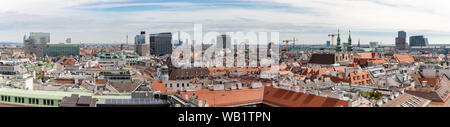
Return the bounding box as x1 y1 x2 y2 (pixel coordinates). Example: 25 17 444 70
150 32 173 56
24 32 50 58
395 31 408 50
135 31 149 56
409 35 429 47
357 39 361 49
217 34 231 51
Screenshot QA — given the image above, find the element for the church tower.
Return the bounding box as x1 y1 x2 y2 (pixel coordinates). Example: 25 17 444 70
347 30 353 52
336 29 342 52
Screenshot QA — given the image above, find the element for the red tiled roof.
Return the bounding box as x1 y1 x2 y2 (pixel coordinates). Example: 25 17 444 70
152 80 167 93
419 78 439 87
262 86 349 107
180 87 264 107
358 52 373 59
61 59 76 66
95 79 108 84
395 55 415 63
369 59 387 64
89 65 102 69
54 79 75 84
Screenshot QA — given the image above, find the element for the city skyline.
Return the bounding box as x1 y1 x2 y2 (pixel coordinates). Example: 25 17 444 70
2 0 450 44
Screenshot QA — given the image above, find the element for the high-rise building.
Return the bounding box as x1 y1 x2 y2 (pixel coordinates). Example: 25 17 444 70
135 31 146 45
357 39 361 49
326 41 331 47
217 34 231 50
24 32 50 58
409 35 429 47
395 31 408 50
134 31 149 56
150 32 173 56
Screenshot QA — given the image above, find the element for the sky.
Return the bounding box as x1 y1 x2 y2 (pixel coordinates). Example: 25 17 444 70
1 0 450 45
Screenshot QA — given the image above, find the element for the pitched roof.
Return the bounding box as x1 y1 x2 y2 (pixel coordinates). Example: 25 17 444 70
152 80 167 93
262 86 349 107
180 87 264 107
54 79 75 84
61 58 76 66
369 59 387 64
109 81 140 93
395 55 415 63
95 79 108 85
308 54 336 65
170 68 210 80
357 52 373 59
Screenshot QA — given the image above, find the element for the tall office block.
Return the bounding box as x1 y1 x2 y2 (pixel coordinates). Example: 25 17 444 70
217 34 231 50
134 31 149 56
150 32 173 56
24 32 50 58
409 35 429 47
395 31 408 50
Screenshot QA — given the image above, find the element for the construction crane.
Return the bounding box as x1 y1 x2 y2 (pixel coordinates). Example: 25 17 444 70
282 37 296 52
328 33 338 52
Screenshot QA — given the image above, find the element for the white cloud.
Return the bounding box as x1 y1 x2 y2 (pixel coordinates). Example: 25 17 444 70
1 0 450 44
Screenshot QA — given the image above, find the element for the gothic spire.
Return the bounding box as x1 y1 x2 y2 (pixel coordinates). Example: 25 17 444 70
348 30 352 45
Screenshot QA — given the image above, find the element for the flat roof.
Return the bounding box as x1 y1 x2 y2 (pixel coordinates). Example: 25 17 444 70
0 87 131 100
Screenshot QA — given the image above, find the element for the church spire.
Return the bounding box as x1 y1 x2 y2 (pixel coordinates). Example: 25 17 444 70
347 30 353 52
337 29 341 45
348 30 352 45
336 29 342 52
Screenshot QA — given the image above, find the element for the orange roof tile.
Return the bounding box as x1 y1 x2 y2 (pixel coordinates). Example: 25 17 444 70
262 86 349 107
369 59 387 64
95 79 108 84
358 52 373 59
152 80 167 93
54 79 75 84
395 55 415 63
61 58 76 66
179 87 264 107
